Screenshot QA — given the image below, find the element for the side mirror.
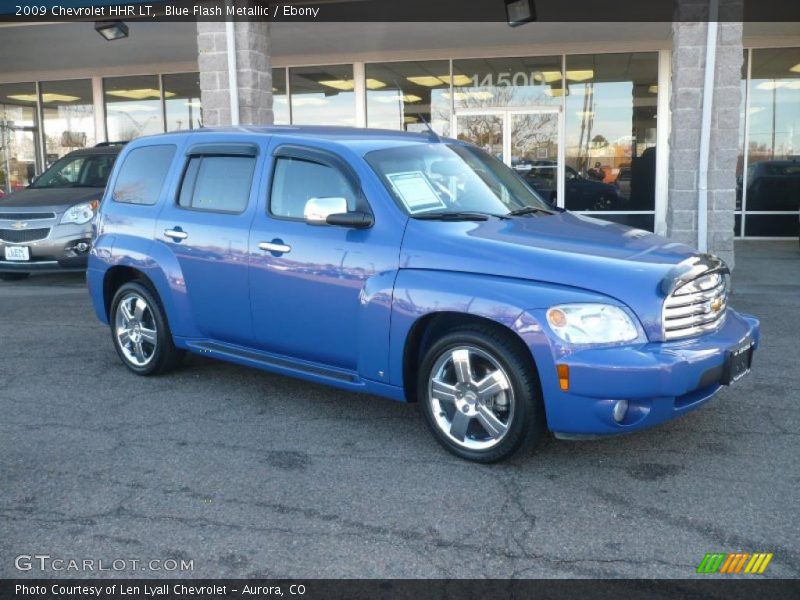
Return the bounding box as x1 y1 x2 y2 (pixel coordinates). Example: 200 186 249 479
326 211 374 229
304 196 348 224
304 197 373 229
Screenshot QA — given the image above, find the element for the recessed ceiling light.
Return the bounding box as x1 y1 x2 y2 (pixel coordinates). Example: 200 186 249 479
8 93 81 103
406 76 444 87
567 70 594 82
318 79 355 91
95 21 129 41
107 89 175 100
790 63 800 73
534 71 562 83
440 75 473 86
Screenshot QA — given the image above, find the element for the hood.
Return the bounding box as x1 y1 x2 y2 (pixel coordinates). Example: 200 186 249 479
0 187 103 212
400 211 699 341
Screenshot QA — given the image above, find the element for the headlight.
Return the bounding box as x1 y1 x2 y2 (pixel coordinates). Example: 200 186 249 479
60 201 98 225
546 303 638 344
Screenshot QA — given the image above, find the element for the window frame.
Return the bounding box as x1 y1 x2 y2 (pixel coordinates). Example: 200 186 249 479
267 144 372 223
175 145 258 216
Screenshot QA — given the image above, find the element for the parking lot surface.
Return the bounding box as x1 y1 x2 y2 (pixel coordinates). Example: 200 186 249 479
1 241 798 578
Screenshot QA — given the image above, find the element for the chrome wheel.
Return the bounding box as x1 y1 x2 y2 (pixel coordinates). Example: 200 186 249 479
114 292 158 367
427 345 514 451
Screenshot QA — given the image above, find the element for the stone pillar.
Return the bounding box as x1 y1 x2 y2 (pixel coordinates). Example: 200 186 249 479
196 20 273 127
667 2 743 269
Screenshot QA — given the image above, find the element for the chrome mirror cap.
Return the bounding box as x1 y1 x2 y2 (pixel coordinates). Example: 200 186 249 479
304 197 348 225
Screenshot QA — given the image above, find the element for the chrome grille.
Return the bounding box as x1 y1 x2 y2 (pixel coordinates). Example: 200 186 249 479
0 212 55 220
0 228 50 243
663 270 728 340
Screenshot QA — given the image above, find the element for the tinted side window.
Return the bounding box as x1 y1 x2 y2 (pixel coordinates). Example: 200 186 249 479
178 156 255 213
112 145 176 205
270 157 356 219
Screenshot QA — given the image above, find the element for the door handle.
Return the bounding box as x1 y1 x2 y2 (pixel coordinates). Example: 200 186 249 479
259 241 291 254
164 228 188 241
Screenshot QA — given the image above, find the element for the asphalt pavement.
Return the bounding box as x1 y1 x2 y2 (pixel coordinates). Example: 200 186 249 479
1 241 798 579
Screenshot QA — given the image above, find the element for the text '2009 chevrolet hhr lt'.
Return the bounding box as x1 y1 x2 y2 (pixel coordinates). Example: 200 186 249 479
87 126 759 462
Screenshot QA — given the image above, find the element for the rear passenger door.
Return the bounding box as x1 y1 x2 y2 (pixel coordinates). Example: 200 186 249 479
156 143 261 345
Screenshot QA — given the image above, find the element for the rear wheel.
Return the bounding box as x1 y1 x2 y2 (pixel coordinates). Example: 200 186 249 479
418 325 545 463
110 282 184 376
0 272 30 281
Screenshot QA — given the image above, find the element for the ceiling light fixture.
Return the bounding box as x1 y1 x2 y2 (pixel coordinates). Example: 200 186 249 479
566 70 594 82
505 0 536 27
95 21 129 41
318 79 355 91
8 93 81 103
106 89 175 100
406 76 444 87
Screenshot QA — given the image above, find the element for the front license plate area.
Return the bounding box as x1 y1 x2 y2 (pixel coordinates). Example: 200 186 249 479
722 338 754 385
4 246 30 261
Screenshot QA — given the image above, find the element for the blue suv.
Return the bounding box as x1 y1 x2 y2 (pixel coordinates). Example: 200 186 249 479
87 126 759 462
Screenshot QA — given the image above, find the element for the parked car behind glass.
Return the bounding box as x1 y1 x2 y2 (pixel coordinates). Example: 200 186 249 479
520 160 625 210
87 127 759 462
0 143 123 281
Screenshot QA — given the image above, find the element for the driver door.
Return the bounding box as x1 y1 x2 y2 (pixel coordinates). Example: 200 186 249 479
248 144 387 371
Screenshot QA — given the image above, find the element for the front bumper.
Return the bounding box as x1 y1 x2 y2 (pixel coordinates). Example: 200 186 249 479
0 223 92 273
537 309 760 436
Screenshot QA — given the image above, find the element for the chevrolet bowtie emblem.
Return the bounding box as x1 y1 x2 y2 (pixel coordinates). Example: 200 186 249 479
10 221 28 230
710 297 723 312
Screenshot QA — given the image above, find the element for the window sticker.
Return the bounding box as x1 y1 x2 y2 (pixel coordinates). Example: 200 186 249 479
386 171 447 214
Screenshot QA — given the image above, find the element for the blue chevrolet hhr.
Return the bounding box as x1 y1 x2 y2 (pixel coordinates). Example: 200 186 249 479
87 126 759 462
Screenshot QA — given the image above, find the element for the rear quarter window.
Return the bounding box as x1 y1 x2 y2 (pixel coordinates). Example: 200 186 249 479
111 145 176 205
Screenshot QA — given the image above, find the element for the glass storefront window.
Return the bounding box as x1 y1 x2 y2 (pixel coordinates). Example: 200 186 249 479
104 75 164 141
0 82 39 194
736 50 748 236
163 73 202 132
365 60 450 135
272 68 289 124
564 52 658 225
289 64 355 126
742 47 800 237
451 56 563 110
40 79 95 166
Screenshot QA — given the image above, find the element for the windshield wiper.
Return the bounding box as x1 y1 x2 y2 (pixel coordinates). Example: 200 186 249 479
412 211 509 221
507 206 556 217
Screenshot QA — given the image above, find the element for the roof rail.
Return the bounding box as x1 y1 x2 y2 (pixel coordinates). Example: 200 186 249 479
94 141 128 147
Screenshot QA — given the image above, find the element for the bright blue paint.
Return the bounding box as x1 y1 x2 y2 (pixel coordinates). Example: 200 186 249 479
88 126 759 437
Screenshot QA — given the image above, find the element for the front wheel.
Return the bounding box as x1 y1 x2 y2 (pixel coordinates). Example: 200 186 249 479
418 326 545 463
110 282 184 376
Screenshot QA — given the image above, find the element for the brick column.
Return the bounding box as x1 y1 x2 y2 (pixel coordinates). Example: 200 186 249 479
667 3 743 268
196 19 273 126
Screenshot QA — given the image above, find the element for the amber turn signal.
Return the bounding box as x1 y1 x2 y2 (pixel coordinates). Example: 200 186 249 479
556 364 569 391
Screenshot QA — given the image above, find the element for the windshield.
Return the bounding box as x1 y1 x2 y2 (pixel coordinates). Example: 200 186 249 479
31 153 117 189
365 143 552 217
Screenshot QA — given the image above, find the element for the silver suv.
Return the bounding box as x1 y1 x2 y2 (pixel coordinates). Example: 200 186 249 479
0 144 122 281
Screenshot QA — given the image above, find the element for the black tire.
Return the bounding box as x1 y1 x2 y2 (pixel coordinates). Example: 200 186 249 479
109 281 184 376
0 272 30 281
418 325 545 463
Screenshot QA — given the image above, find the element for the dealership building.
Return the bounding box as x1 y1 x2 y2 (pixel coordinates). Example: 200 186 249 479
1 5 798 266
